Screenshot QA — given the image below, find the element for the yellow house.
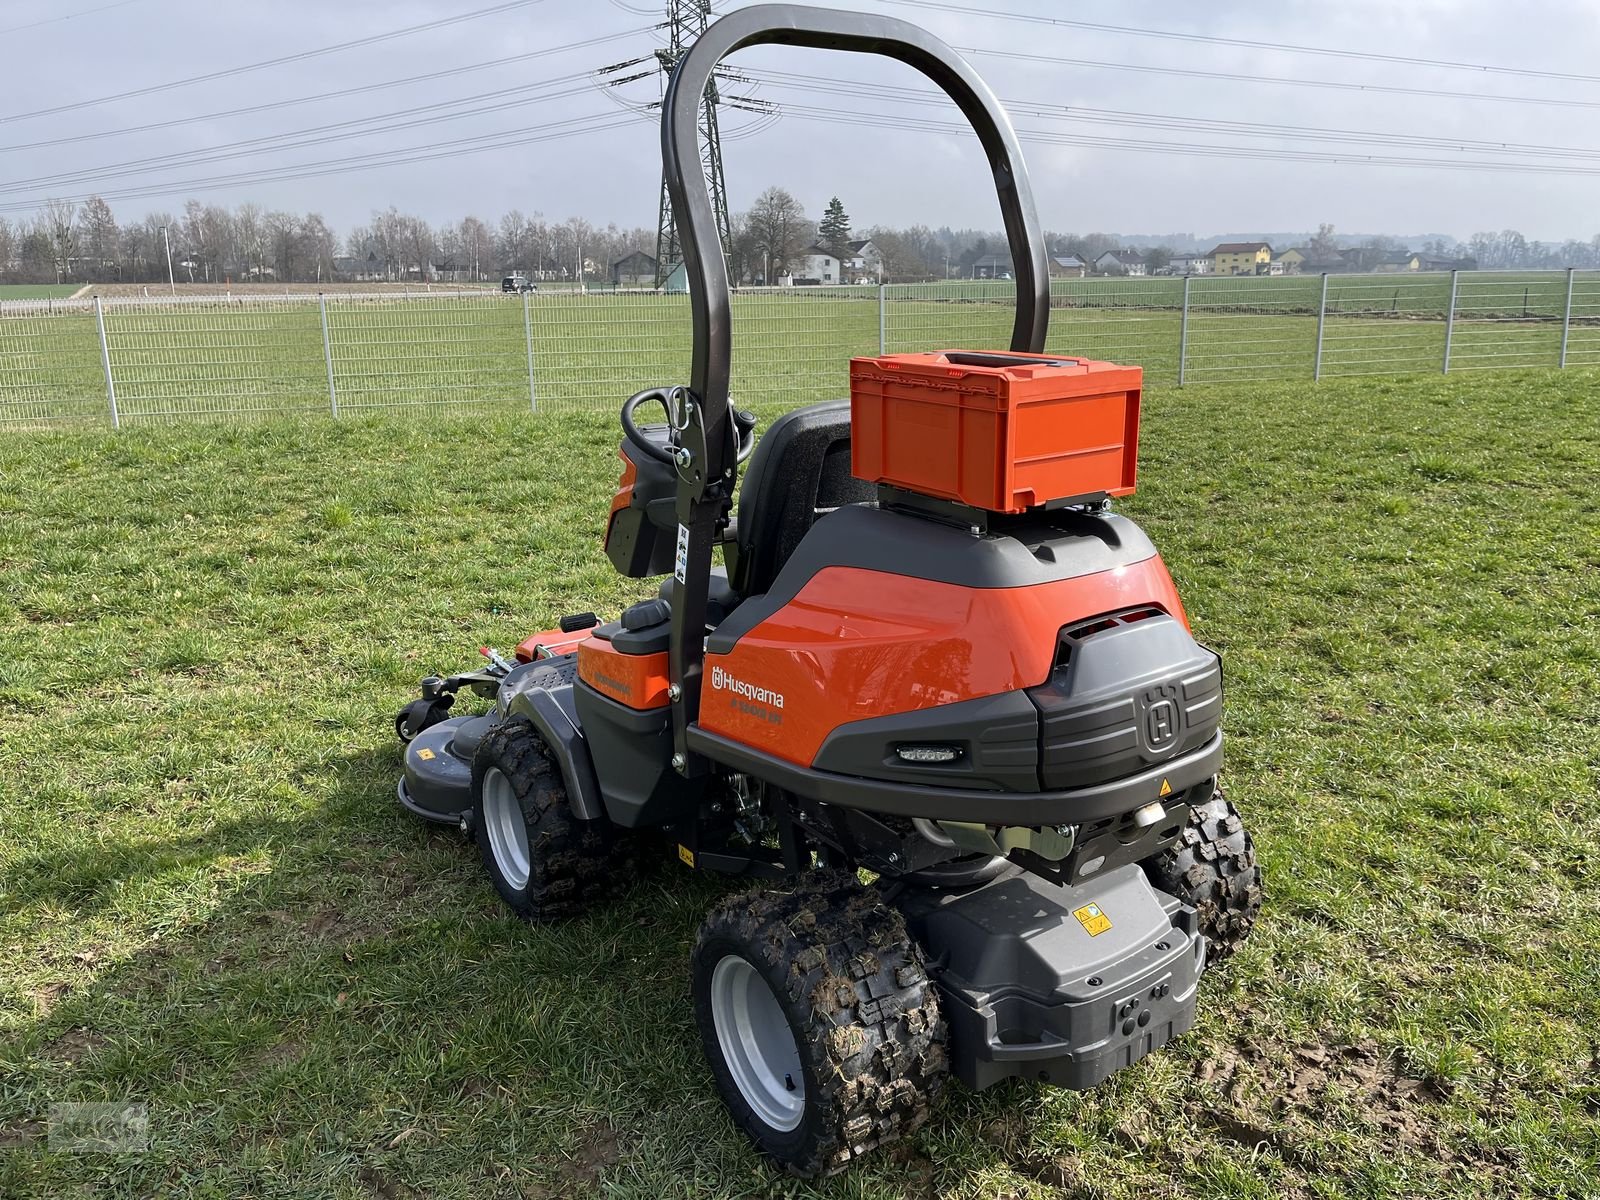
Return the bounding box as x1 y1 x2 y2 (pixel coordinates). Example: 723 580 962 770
1274 247 1307 273
1209 241 1273 276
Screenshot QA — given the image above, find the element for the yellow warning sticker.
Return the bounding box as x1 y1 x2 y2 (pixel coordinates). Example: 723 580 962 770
677 843 695 868
417 747 436 761
1073 902 1113 937
1158 777 1173 797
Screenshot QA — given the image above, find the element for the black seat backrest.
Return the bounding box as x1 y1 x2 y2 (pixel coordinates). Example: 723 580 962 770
727 400 875 597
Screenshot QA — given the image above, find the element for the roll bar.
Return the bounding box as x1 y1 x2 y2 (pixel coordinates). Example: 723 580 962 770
661 3 1051 478
660 5 1051 774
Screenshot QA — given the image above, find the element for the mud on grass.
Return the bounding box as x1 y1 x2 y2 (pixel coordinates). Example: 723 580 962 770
0 369 1598 1198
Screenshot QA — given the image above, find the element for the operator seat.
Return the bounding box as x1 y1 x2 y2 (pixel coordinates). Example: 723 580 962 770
726 400 874 598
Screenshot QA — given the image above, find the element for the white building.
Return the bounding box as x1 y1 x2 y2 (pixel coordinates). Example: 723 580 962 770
793 245 841 284
844 239 882 283
1093 251 1147 277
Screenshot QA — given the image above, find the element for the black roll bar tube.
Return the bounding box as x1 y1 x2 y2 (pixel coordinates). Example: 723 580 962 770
660 4 1051 772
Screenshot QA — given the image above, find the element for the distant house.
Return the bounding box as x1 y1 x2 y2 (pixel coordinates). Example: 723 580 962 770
844 238 882 283
794 245 840 284
1168 253 1212 276
1374 252 1422 273
1093 251 1146 277
1050 254 1087 278
971 253 1013 279
611 250 658 287
1419 255 1476 272
1209 241 1273 275
1274 247 1308 274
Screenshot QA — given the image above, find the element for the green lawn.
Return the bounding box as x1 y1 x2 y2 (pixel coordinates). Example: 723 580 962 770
0 284 82 300
1 369 1598 1198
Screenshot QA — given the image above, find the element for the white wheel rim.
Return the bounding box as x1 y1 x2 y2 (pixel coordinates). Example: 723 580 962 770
710 953 806 1132
480 766 530 890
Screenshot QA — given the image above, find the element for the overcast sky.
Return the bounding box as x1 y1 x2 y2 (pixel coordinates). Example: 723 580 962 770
3 0 1598 243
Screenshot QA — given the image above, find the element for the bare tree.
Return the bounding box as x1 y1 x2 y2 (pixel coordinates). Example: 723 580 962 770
458 215 491 281
746 186 807 279
235 203 264 279
40 198 77 283
263 210 301 280
78 196 119 281
0 217 15 281
301 213 336 282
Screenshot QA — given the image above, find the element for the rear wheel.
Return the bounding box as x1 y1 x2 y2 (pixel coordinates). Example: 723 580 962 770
691 872 947 1178
471 716 624 921
1142 782 1262 963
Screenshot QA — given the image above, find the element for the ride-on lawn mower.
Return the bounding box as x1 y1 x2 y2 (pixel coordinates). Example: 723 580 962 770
394 4 1262 1177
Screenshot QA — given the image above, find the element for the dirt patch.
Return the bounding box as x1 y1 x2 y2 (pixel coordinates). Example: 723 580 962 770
559 1122 623 1193
31 980 70 1016
47 1027 109 1064
0 1118 47 1149
1196 1037 1448 1160
260 1039 306 1068
356 1164 418 1200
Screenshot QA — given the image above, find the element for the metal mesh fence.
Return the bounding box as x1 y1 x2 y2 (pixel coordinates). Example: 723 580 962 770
326 291 528 412
2 271 1597 429
0 299 104 427
1566 272 1600 368
1318 274 1451 377
102 295 327 422
1448 273 1568 372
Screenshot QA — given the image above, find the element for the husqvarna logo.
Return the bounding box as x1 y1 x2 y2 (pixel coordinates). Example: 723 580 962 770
711 665 785 725
1141 684 1181 751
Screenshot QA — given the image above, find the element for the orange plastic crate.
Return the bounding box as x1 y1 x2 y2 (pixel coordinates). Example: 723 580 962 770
849 350 1142 513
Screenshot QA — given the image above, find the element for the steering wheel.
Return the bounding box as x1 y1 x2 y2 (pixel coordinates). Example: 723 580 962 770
621 387 756 466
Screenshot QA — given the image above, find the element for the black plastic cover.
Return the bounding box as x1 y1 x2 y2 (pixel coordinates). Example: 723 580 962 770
1028 613 1222 789
811 691 1041 791
898 863 1202 1091
604 438 678 578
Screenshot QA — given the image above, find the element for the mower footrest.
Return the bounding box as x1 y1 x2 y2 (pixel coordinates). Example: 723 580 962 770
899 863 1202 1091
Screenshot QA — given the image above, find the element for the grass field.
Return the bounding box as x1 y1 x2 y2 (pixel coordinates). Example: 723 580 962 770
0 284 83 301
4 273 1600 428
2 367 1598 1198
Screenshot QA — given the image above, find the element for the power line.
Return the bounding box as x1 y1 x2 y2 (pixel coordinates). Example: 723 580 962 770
0 72 604 196
770 100 1600 177
876 0 1600 85
0 28 651 156
0 0 149 35
0 111 650 215
958 45 1600 113
0 0 550 126
747 69 1600 163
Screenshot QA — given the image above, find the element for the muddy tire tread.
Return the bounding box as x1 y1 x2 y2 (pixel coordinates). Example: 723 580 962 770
1144 784 1263 962
694 871 948 1178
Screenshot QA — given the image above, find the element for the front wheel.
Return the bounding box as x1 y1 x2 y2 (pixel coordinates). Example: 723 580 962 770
470 716 625 921
1142 782 1263 963
691 872 948 1178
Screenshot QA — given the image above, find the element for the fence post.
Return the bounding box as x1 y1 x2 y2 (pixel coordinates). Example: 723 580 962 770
1313 273 1329 381
318 293 338 417
1561 266 1575 368
878 283 887 355
1442 269 1459 374
523 288 537 412
1177 274 1191 386
94 295 119 429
